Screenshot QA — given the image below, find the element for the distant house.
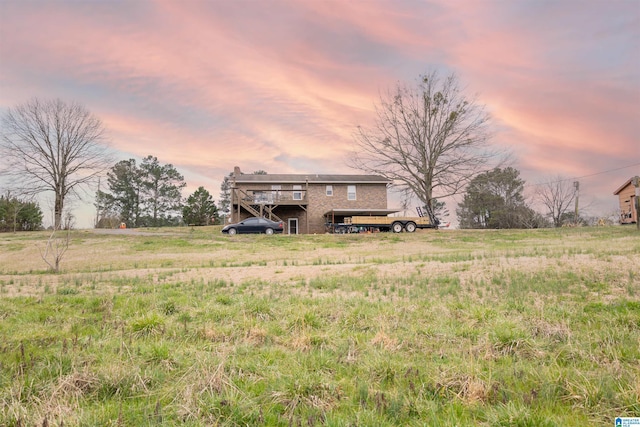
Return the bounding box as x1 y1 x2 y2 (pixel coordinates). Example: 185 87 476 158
614 177 639 224
229 167 394 234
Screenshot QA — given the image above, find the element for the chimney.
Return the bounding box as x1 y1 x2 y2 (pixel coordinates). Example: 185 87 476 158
233 166 242 176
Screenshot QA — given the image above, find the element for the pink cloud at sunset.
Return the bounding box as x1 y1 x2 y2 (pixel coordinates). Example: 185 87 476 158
0 0 638 227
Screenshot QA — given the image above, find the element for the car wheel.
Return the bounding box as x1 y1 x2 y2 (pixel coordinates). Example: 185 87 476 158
392 222 403 233
228 228 237 236
405 222 417 233
265 228 274 235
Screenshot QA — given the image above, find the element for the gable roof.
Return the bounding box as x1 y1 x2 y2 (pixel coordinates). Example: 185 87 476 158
234 173 390 185
614 177 635 195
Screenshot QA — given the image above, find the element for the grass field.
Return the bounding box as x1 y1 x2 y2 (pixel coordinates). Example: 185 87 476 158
0 226 639 426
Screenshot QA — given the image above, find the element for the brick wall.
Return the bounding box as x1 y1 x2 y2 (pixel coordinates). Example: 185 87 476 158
307 183 388 233
231 182 388 234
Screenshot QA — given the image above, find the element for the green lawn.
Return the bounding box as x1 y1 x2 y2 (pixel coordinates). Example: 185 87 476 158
1 226 638 426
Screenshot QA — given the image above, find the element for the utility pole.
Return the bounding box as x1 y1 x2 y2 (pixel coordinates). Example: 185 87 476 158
95 177 101 228
574 181 580 225
633 176 640 231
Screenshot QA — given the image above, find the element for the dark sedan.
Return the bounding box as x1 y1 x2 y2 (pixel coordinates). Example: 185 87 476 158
221 217 284 235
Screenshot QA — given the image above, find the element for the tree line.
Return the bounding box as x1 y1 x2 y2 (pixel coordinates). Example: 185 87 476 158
95 156 219 228
0 192 43 232
0 98 222 230
1 71 603 232
350 70 595 229
455 167 574 229
95 166 270 229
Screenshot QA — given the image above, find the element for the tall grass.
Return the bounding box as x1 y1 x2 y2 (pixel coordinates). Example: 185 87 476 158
0 226 638 425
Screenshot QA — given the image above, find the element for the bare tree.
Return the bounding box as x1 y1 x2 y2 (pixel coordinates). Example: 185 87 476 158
350 70 500 224
0 98 111 229
39 226 71 273
536 177 576 227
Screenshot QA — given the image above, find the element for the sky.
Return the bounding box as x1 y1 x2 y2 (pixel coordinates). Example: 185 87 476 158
1 0 639 228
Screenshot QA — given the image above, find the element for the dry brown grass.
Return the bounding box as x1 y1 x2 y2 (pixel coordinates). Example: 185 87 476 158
3 228 638 302
1 226 638 425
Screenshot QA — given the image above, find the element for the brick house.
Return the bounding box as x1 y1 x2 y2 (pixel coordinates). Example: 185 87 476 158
229 167 395 234
614 176 639 224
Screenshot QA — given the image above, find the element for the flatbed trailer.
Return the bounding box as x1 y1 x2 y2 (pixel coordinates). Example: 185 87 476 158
330 215 436 233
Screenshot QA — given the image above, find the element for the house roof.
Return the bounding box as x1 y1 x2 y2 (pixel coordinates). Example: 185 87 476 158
324 208 400 217
613 177 636 195
234 173 390 185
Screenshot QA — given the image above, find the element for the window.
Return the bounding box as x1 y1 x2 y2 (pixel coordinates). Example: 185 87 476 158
347 185 356 201
326 185 333 196
293 185 302 200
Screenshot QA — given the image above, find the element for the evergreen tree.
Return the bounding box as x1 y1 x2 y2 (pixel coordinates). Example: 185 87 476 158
96 156 186 228
97 159 142 227
0 193 43 232
457 167 540 229
218 173 232 222
183 187 218 226
139 156 186 227
18 200 43 231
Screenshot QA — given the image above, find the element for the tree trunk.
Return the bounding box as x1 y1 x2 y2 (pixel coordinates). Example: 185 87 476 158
55 193 64 230
0 98 110 232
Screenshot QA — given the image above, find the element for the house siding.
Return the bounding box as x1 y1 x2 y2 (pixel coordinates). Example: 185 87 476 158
306 183 388 233
231 174 389 234
615 181 638 224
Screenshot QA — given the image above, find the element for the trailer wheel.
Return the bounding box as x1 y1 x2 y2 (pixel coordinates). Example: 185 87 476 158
392 222 403 233
405 222 417 233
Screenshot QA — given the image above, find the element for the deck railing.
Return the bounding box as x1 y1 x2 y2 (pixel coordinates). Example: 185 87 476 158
238 189 308 204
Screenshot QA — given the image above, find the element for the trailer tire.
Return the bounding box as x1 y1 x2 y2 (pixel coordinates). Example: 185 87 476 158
405 222 417 233
392 222 403 233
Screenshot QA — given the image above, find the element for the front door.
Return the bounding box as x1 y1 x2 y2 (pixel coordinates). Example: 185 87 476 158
288 218 298 235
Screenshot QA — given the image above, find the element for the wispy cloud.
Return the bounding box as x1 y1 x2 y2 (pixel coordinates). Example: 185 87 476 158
1 0 638 225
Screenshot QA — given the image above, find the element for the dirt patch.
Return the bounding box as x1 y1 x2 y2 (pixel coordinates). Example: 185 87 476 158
1 229 638 298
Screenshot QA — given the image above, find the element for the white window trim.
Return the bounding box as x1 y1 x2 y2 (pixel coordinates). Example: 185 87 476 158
326 185 333 196
347 185 356 201
292 185 302 200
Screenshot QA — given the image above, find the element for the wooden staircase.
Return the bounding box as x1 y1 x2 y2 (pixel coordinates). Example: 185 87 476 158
235 189 284 223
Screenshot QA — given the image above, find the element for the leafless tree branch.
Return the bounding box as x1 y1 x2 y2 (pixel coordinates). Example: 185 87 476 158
1 98 112 229
39 225 71 273
535 177 577 227
349 70 503 224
